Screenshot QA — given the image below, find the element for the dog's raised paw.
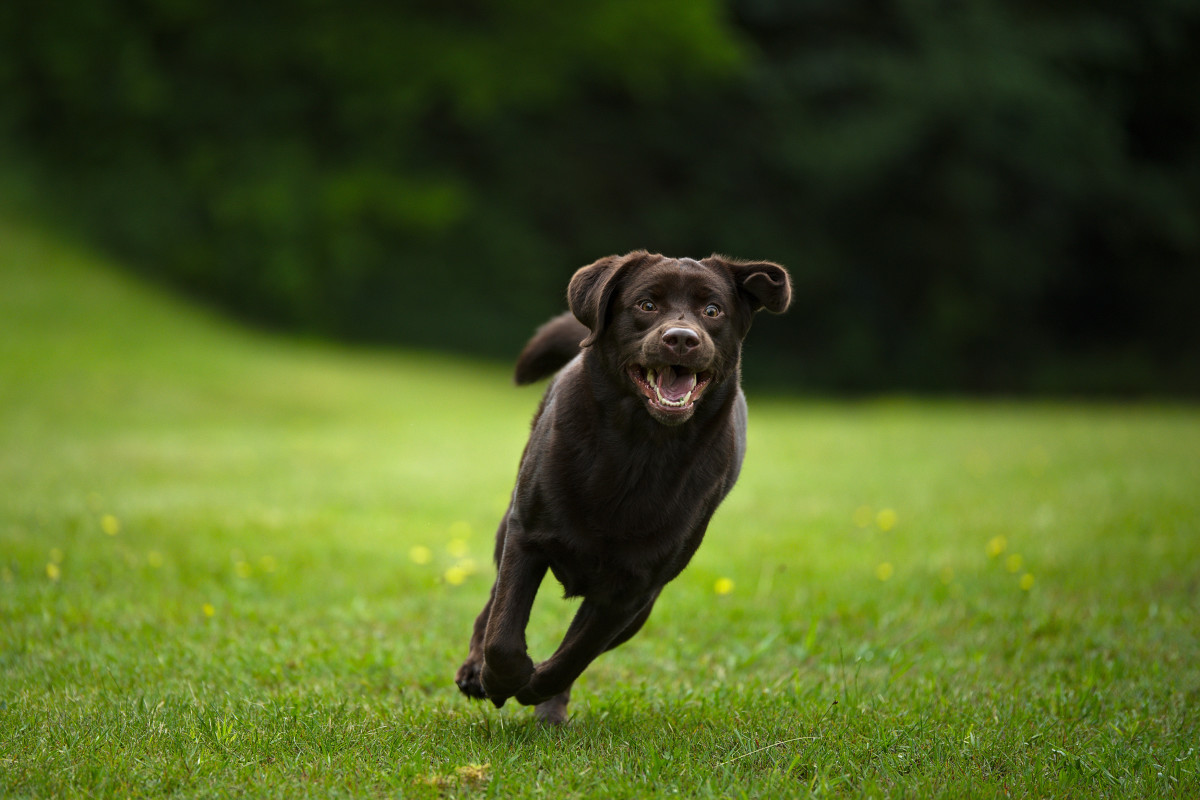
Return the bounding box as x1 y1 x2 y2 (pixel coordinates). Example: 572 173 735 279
454 659 487 699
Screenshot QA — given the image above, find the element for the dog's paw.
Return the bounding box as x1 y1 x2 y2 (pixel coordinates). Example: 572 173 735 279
514 683 547 707
514 665 569 707
534 692 571 726
480 652 534 707
454 658 487 700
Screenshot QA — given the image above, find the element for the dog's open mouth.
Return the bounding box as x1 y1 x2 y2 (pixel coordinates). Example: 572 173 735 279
628 365 712 418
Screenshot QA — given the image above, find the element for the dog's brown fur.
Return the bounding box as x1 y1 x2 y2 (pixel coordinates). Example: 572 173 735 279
455 251 791 724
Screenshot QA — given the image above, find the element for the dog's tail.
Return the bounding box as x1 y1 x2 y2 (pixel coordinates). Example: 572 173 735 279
513 312 589 385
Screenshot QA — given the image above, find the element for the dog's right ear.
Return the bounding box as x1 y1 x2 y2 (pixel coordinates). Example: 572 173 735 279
567 251 648 347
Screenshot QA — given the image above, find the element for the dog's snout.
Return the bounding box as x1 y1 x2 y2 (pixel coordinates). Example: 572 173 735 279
662 326 701 356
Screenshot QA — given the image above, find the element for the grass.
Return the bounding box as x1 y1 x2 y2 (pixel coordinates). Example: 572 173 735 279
1 216 1198 798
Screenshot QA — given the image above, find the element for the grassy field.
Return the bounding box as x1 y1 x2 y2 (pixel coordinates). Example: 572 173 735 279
1 217 1198 798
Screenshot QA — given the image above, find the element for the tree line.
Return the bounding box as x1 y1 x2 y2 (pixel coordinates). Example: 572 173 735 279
2 0 1196 392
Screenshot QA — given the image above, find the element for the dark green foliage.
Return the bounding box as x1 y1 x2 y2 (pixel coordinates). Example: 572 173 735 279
1 0 1197 392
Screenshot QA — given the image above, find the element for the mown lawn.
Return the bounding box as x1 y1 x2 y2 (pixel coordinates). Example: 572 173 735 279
1 218 1197 798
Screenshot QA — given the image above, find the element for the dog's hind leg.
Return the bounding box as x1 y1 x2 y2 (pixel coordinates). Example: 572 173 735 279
534 687 571 726
530 593 658 725
514 591 659 707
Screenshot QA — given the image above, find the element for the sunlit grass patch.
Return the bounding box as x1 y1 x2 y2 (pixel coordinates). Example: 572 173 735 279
1 218 1198 798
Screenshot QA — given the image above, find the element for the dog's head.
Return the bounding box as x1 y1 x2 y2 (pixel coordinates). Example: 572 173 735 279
568 251 790 426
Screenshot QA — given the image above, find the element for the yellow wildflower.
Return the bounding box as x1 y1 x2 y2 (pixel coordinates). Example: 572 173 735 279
986 536 1007 558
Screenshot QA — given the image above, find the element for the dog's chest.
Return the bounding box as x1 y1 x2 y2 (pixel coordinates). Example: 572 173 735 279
541 531 690 602
527 465 723 600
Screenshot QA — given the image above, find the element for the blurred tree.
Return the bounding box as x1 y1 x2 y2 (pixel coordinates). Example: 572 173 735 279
1 0 1196 393
0 0 742 338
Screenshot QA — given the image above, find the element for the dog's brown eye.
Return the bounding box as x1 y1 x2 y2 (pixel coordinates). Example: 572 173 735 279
703 304 722 318
637 300 657 312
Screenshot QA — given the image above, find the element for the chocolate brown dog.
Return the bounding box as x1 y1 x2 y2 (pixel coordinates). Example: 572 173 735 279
454 251 791 724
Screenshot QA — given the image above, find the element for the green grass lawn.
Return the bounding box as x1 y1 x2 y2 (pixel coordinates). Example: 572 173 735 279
1 217 1198 798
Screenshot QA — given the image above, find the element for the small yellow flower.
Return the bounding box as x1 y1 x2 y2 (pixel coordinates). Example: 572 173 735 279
202 603 216 617
101 514 121 536
234 560 252 579
409 545 433 565
852 506 874 528
876 508 898 532
1005 554 1023 573
986 535 1007 558
875 562 894 581
444 566 469 585
1019 573 1035 591
447 538 469 558
46 563 61 581
714 577 735 595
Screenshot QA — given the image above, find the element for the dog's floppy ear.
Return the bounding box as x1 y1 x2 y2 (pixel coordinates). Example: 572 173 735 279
703 255 792 315
568 251 649 347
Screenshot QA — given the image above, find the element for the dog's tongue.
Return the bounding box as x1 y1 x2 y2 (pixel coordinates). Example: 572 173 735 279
656 366 696 402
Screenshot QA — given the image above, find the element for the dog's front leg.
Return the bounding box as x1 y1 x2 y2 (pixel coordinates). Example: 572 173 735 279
514 595 652 706
480 531 547 707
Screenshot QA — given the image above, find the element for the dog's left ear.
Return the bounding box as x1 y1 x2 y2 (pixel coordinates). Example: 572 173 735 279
703 255 792 315
568 251 650 347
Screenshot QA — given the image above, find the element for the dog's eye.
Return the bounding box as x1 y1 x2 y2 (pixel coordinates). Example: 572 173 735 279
637 300 657 312
703 304 722 318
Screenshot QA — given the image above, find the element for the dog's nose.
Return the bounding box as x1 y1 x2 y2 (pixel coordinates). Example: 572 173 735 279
662 326 701 356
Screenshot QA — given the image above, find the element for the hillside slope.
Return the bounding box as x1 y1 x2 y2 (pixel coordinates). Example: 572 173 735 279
1 217 1198 798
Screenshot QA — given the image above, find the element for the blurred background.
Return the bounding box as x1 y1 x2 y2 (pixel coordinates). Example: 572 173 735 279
1 0 1196 395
